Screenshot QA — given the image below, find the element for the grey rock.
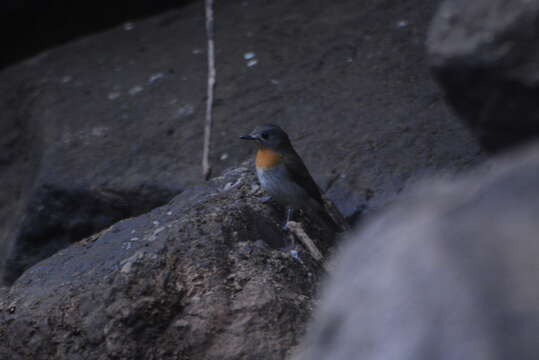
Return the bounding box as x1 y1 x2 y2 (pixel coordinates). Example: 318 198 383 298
0 0 189 69
428 0 539 151
0 165 335 360
299 143 539 360
0 0 482 284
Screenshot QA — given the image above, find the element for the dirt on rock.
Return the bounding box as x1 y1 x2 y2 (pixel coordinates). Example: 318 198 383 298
0 165 335 360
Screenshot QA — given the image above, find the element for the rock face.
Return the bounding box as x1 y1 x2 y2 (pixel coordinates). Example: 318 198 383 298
0 51 204 284
0 166 334 360
428 0 539 151
0 0 482 284
0 0 190 70
298 143 539 360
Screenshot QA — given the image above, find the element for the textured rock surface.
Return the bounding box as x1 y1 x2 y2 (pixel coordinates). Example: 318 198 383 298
428 0 539 151
299 143 539 360
0 0 482 284
0 165 334 360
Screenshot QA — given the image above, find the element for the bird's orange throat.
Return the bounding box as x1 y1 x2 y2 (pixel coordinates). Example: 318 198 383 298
256 148 282 169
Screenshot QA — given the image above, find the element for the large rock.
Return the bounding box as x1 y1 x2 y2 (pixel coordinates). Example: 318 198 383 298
0 165 334 360
0 0 192 70
299 143 539 360
428 0 539 151
0 0 482 284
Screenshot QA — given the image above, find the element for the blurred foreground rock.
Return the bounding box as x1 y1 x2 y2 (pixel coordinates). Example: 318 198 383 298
428 0 539 151
299 143 539 360
0 166 335 360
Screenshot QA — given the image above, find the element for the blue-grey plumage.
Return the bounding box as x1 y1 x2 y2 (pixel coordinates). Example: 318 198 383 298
256 164 322 213
240 124 340 231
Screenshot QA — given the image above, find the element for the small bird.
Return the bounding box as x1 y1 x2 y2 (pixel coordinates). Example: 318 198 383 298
240 124 339 231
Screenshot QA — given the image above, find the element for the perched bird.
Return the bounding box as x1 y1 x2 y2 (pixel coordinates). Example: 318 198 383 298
240 124 339 231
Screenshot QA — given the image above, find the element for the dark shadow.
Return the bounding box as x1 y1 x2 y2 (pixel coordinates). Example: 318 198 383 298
0 0 198 70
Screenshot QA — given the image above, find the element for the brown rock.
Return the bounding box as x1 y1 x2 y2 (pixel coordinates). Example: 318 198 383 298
0 165 335 360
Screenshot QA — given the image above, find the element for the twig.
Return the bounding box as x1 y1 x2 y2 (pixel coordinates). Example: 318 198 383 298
287 221 330 272
202 0 216 180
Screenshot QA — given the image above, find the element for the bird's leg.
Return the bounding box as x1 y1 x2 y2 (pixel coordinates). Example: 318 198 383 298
286 207 295 222
284 207 296 251
283 207 295 231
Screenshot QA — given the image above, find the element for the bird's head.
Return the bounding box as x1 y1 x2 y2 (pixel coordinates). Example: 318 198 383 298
240 124 292 151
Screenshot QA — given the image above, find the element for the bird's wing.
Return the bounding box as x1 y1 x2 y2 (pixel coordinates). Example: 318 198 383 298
283 150 325 205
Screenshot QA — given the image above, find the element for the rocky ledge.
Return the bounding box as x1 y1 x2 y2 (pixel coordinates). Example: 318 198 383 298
0 166 335 360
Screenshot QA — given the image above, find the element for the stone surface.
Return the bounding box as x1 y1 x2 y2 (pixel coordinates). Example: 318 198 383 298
0 165 334 360
0 0 191 70
428 0 539 151
298 142 539 360
0 0 482 284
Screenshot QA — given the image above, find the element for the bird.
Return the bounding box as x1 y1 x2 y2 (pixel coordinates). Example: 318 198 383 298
240 124 340 232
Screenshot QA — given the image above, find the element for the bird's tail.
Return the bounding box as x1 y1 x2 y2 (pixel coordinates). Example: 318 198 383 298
311 204 343 233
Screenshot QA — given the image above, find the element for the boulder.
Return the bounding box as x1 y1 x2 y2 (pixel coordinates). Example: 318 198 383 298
0 0 482 284
299 143 539 360
428 0 539 151
0 165 334 360
0 0 191 70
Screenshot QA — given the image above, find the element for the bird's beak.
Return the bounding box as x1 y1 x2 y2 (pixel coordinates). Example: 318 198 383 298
240 134 257 140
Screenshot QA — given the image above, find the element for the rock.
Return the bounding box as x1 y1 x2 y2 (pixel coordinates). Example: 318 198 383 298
0 0 483 284
0 0 192 70
298 142 539 360
427 0 539 151
0 165 335 360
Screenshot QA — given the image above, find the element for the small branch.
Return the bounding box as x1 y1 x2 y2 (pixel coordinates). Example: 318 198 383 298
287 221 330 272
202 0 216 180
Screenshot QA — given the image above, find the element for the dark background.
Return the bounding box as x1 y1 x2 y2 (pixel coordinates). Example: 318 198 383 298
0 0 194 70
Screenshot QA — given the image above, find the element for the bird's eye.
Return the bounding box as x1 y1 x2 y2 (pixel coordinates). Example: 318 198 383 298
261 132 269 140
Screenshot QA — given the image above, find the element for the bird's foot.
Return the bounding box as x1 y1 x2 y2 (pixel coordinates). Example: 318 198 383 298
289 249 304 264
282 222 290 232
282 207 296 232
